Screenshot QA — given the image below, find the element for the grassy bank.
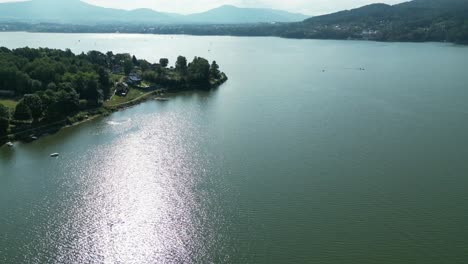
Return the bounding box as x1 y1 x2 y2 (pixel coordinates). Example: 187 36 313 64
1 75 227 146
104 88 149 108
0 88 165 145
0 99 18 110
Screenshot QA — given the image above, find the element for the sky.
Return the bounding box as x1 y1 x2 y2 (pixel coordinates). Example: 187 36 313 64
0 0 409 15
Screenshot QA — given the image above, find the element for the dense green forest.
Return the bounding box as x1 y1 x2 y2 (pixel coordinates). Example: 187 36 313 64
0 47 226 139
3 0 466 44
277 0 468 43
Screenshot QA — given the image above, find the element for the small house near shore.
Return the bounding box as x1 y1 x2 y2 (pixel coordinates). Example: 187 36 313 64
127 73 142 85
115 82 129 96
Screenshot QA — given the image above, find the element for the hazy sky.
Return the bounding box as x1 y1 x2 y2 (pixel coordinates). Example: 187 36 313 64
0 0 408 15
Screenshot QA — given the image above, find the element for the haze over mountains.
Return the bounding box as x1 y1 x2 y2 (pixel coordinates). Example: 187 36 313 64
0 0 466 44
0 0 309 24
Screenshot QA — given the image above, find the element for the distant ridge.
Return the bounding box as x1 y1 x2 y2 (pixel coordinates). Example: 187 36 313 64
187 5 309 24
0 0 309 24
303 0 468 24
274 0 468 43
1 0 466 44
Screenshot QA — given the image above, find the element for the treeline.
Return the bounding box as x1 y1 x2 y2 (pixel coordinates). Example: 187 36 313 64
0 47 226 138
0 47 112 131
139 55 224 88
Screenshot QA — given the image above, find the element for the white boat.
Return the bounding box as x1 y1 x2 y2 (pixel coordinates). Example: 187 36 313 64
6 142 13 147
50 153 59 157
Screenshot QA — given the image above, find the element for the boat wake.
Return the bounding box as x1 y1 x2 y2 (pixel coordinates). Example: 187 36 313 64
106 119 131 126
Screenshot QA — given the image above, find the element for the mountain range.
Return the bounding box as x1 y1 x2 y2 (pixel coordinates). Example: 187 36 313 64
0 0 309 24
0 0 466 44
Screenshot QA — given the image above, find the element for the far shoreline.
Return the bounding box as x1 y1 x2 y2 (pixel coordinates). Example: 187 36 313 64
0 30 465 46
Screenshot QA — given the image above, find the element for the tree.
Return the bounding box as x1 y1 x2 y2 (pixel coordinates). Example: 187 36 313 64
123 60 133 76
30 80 42 93
23 94 43 121
13 47 40 61
14 71 32 94
187 57 210 84
210 61 220 79
175 56 187 74
0 64 17 91
56 88 80 114
132 55 139 66
25 58 59 85
141 70 157 83
0 104 9 137
14 99 32 121
73 72 103 106
0 47 11 53
106 51 114 67
36 89 56 111
160 58 169 68
87 51 107 67
139 60 150 72
97 67 111 99
64 48 73 58
114 53 131 64
47 82 57 91
44 89 80 121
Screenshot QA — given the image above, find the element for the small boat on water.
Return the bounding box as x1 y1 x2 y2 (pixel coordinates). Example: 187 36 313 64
50 153 59 157
155 98 169 101
6 142 13 147
30 135 38 141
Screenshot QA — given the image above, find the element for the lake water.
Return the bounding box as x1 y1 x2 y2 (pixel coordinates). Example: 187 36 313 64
1 32 468 263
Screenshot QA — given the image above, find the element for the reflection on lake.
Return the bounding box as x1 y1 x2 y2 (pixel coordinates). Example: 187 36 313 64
1 33 468 263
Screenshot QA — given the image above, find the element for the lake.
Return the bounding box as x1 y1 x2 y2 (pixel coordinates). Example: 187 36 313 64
1 32 468 263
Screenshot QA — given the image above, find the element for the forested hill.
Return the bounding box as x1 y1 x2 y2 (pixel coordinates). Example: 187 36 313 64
278 0 468 43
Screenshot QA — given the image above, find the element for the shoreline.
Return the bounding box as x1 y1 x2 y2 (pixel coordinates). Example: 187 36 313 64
0 91 163 145
0 74 227 146
60 90 162 130
0 31 466 46
0 91 161 145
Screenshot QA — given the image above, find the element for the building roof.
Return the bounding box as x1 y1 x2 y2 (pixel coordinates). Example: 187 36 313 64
128 75 142 82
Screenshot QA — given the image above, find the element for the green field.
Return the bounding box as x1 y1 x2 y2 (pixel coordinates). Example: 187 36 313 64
0 99 18 110
1 88 151 111
110 74 124 83
104 88 148 107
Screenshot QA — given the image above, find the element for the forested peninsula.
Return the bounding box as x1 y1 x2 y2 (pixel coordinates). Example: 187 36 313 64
0 47 227 144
